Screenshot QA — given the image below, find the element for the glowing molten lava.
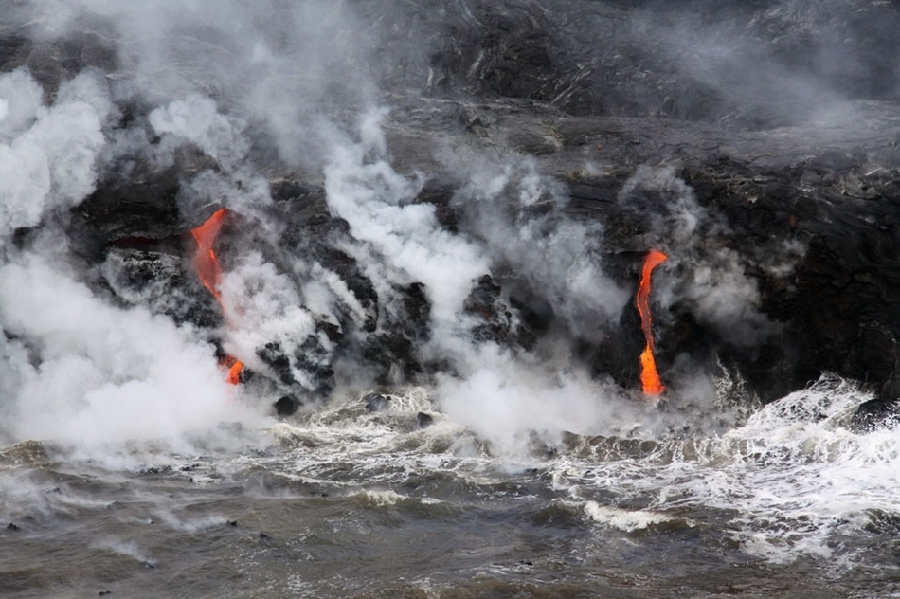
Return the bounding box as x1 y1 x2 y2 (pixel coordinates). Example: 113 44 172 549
191 208 243 385
636 249 667 395
191 208 228 300
224 356 244 386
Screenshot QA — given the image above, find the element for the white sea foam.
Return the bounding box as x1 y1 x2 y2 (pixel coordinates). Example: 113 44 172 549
358 489 407 507
584 501 688 532
551 375 894 567
152 510 230 533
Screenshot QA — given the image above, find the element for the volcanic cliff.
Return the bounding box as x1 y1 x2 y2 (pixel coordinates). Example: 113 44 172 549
2 0 900 423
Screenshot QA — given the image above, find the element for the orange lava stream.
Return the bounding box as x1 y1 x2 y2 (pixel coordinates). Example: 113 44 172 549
225 357 244 386
191 208 243 385
191 208 228 300
636 249 668 395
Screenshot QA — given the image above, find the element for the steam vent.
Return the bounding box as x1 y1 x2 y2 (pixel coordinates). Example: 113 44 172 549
3 2 900 595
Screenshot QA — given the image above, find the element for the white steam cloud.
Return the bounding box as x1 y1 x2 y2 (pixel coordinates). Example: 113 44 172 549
324 113 490 326
0 253 263 449
149 95 248 171
455 159 631 328
0 69 110 233
0 44 272 452
219 251 319 388
317 118 665 454
437 360 625 457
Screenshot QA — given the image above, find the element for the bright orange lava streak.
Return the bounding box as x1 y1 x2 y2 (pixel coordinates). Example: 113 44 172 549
225 357 244 386
191 208 243 385
636 249 667 395
191 208 228 300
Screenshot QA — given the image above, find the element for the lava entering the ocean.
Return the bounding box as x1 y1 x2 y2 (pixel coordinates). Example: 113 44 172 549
191 208 243 385
636 249 667 395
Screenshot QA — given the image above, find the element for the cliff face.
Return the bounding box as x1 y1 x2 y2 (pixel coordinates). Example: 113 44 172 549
376 97 900 409
3 1 900 420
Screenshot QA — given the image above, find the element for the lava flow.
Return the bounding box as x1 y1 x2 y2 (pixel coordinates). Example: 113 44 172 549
191 208 243 385
223 355 244 386
636 249 668 395
191 208 228 300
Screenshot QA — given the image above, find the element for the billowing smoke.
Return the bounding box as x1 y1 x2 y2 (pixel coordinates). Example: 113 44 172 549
0 2 312 451
149 95 249 172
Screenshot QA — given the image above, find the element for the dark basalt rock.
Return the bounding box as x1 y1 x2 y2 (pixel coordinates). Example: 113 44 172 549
257 337 335 400
139 465 172 476
274 395 301 417
364 392 391 412
0 13 118 100
258 342 295 388
69 144 220 260
100 247 222 329
416 411 435 428
853 398 900 432
853 353 900 430
352 282 432 386
294 336 336 397
368 0 900 125
463 274 535 349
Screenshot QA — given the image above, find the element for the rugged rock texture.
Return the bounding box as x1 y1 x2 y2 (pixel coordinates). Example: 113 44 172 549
367 0 900 124
3 0 900 417
378 94 900 404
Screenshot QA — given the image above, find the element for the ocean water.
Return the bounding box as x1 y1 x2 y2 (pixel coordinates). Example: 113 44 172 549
3 375 900 598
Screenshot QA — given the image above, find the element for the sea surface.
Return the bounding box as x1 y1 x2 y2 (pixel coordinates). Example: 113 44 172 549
3 375 900 598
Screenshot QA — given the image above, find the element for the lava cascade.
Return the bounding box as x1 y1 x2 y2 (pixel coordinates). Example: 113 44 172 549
636 249 667 395
191 208 243 384
191 208 228 300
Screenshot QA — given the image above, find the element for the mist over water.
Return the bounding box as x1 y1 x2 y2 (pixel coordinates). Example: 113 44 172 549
1 1 900 597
